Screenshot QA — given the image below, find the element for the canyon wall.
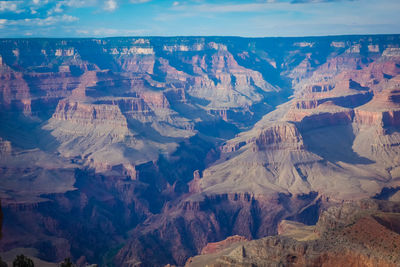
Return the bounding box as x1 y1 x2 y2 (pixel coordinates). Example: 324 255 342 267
0 35 400 266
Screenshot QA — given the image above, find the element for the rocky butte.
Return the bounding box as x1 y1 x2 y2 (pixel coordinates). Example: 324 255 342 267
0 35 400 266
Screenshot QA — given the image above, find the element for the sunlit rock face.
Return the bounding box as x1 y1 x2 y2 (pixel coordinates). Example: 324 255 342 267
1 35 400 266
185 199 400 267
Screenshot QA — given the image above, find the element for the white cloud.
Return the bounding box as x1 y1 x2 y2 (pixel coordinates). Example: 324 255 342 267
130 0 151 3
171 3 274 13
3 14 78 27
0 1 20 12
76 29 89 34
63 0 96 8
0 18 7 28
61 14 79 22
93 28 117 35
169 0 356 14
47 2 64 15
54 3 64 12
43 0 98 15
104 0 117 11
76 27 147 36
32 0 50 5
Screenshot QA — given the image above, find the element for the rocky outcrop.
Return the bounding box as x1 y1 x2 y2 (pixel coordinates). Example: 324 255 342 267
291 109 355 130
171 37 400 267
186 199 400 267
0 169 155 265
164 88 187 104
253 123 304 151
220 122 304 153
120 55 155 74
44 99 132 169
354 109 400 128
199 235 248 255
0 67 30 109
114 191 318 267
188 170 202 193
96 97 151 114
0 138 11 156
354 89 400 128
139 91 170 109
52 99 128 128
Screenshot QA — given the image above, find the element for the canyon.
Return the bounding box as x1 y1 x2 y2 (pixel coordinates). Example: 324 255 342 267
186 199 400 267
0 35 400 266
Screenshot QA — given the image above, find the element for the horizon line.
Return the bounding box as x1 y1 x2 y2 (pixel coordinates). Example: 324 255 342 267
1 33 400 40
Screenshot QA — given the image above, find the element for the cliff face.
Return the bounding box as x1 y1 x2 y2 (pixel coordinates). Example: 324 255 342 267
115 192 319 266
0 66 31 114
186 200 400 267
115 36 400 266
1 35 400 266
354 89 400 128
254 123 305 151
52 99 128 128
0 38 278 122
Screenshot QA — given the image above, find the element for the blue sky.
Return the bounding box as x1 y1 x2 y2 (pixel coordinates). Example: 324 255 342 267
0 0 399 37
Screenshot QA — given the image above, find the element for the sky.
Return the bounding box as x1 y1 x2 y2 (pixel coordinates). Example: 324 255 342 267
0 0 399 38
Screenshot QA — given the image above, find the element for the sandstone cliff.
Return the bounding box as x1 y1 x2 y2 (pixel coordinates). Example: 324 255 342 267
1 35 400 267
186 199 400 267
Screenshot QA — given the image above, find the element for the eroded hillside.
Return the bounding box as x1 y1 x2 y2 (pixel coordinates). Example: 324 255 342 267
0 35 400 266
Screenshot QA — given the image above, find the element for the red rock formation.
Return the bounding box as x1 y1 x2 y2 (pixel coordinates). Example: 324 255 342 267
188 170 202 193
121 55 155 74
220 122 304 153
318 56 367 74
354 89 400 128
253 123 304 151
0 67 30 108
2 36 400 267
200 235 248 255
157 57 189 82
97 97 152 114
139 91 170 109
52 99 128 127
186 200 400 267
115 191 317 266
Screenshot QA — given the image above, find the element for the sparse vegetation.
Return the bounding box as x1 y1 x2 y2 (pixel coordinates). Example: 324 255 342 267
12 255 34 267
0 256 7 267
59 258 74 267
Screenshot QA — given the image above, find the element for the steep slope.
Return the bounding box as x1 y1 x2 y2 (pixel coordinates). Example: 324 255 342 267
195 46 400 200
116 37 400 266
1 35 400 266
186 199 400 267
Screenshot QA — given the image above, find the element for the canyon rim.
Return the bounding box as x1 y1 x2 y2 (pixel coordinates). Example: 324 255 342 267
1 1 400 267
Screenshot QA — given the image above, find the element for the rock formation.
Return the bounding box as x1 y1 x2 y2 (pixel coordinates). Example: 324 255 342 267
186 199 400 267
1 35 400 266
